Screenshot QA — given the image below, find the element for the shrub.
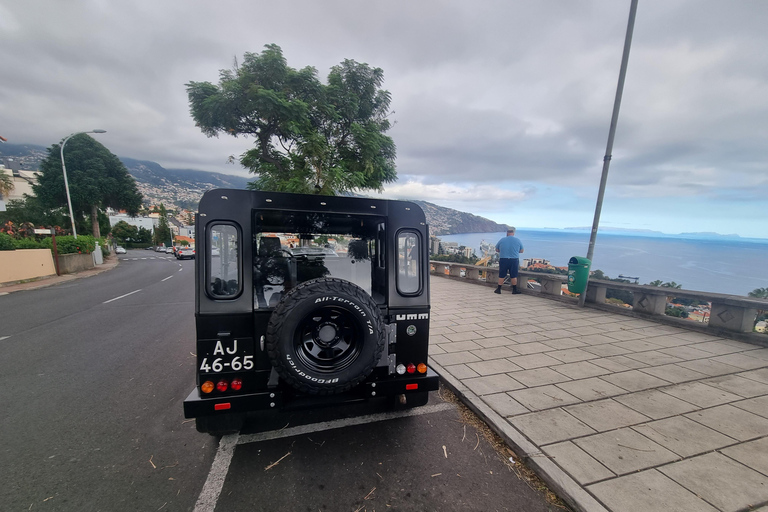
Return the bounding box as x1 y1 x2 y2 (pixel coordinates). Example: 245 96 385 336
53 235 97 255
13 238 44 249
0 232 14 251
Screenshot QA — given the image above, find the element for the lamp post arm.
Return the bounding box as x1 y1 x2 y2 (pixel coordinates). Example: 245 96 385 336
60 133 79 239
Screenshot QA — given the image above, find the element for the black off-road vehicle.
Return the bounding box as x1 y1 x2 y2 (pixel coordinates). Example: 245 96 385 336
183 189 439 435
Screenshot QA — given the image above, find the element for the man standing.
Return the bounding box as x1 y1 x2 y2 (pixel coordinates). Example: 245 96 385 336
495 227 524 294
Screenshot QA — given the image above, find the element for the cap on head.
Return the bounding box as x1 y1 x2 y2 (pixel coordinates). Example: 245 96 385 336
507 227 516 235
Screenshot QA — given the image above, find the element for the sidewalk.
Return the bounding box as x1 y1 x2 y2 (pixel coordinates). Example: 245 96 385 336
0 254 119 294
429 277 768 512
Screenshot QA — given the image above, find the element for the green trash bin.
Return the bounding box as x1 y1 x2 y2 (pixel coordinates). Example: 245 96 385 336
567 256 591 294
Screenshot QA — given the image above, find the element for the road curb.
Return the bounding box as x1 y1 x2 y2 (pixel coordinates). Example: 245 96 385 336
429 358 609 512
0 255 120 293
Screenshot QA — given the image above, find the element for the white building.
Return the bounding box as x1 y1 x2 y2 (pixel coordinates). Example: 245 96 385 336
108 214 158 233
1 165 40 211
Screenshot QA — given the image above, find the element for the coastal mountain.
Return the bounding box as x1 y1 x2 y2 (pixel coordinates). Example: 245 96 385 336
412 200 510 236
120 157 250 210
1 143 507 235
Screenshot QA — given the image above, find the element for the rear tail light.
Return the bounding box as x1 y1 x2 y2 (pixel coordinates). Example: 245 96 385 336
230 378 243 391
396 364 406 375
201 381 214 394
216 380 228 392
406 363 416 374
417 363 428 374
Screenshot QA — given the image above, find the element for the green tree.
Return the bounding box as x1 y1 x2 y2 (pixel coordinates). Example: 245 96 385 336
153 204 172 246
186 44 397 195
661 281 683 289
136 227 153 244
34 134 142 238
111 220 139 245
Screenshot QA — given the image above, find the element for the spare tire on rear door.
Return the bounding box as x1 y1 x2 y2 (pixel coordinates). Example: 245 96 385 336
266 278 385 395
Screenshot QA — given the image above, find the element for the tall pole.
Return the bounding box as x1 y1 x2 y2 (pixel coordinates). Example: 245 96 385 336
60 129 107 239
579 0 638 307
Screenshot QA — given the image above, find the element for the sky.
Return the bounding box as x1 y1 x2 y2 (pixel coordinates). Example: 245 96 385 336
1 1 767 238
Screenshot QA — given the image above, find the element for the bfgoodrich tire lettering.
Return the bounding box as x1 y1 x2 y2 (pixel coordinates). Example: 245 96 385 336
266 278 385 395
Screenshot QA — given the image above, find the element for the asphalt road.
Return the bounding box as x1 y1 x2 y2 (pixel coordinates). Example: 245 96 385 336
0 249 563 512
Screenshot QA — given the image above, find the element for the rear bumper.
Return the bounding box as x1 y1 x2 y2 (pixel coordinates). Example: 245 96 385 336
183 367 440 419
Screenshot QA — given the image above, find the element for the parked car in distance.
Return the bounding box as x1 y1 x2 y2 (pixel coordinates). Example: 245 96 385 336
166 246 175 254
177 246 195 260
145 246 155 250
156 246 166 252
115 246 126 254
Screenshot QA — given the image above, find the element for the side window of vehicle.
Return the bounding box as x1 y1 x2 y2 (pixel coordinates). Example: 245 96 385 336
397 230 421 295
208 223 241 298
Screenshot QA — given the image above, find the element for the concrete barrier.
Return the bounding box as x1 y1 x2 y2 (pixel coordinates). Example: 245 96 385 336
58 253 95 275
0 249 56 284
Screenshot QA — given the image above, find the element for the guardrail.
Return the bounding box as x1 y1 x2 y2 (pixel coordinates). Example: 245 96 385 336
430 260 768 344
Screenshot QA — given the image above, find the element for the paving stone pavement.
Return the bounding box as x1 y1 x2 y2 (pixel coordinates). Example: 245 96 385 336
428 277 768 512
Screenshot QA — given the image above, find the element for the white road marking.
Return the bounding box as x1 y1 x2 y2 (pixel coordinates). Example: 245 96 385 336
0 336 10 341
103 289 142 303
161 275 174 282
194 402 452 512
194 434 239 512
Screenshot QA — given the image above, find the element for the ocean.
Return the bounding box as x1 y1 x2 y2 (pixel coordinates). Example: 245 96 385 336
438 230 768 297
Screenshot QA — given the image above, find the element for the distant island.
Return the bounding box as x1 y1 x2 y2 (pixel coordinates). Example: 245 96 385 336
563 226 744 239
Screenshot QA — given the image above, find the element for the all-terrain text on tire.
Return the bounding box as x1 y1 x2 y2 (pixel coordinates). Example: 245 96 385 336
183 189 439 435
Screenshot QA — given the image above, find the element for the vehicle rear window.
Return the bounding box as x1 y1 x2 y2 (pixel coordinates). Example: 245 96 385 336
252 210 384 308
397 230 421 295
208 223 241 298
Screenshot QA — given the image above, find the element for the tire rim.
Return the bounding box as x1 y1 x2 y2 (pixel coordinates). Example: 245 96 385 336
294 306 362 373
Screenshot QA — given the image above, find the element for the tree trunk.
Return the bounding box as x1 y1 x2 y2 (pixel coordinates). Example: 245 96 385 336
91 204 101 239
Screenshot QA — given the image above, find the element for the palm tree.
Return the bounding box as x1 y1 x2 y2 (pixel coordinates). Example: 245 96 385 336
661 281 683 289
0 171 14 199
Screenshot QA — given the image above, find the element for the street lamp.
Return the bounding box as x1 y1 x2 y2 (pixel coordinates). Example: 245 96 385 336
60 129 106 239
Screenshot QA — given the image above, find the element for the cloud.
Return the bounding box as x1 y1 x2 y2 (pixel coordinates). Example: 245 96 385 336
1 0 767 237
379 179 533 204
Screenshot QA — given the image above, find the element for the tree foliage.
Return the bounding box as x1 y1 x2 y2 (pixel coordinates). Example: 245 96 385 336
749 287 768 299
186 44 397 195
665 306 689 318
431 254 479 265
136 227 153 245
34 134 142 238
0 197 69 230
648 279 684 289
111 220 139 244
